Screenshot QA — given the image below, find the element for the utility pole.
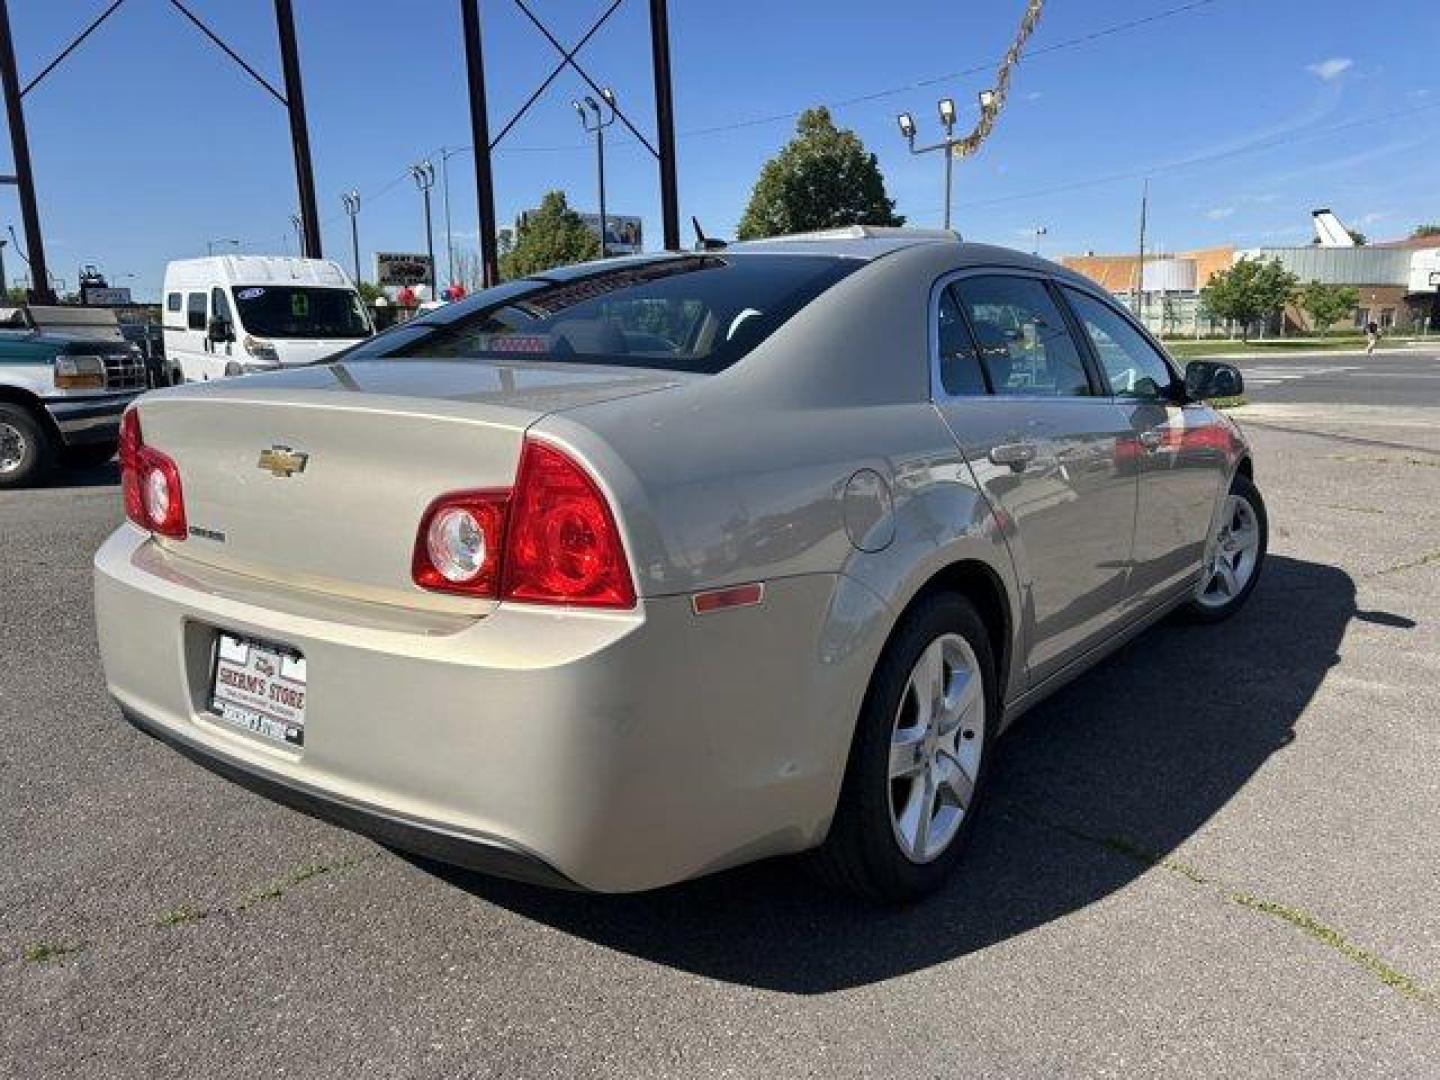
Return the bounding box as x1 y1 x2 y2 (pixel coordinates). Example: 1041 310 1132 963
459 0 499 287
274 0 320 258
574 90 616 257
411 161 437 299
0 239 7 301
341 191 361 283
1133 180 1148 319
649 0 679 251
0 0 54 302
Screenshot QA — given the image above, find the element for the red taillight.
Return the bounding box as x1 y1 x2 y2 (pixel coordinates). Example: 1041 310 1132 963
502 440 635 608
411 438 635 609
119 408 187 539
411 491 509 597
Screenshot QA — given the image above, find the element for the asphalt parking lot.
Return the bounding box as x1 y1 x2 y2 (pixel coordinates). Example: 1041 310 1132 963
3 349 1438 1078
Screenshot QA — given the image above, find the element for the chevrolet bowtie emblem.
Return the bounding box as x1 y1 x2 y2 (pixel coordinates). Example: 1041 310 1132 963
257 446 309 478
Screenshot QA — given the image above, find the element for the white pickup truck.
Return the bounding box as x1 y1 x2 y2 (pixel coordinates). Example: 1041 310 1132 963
0 306 147 486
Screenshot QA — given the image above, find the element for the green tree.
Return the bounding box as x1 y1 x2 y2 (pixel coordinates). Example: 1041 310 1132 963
1411 224 1440 239
1296 280 1359 335
499 191 599 280
354 280 385 304
737 107 903 240
1200 257 1299 340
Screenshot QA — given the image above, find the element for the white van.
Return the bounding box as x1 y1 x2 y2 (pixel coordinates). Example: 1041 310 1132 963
161 256 373 383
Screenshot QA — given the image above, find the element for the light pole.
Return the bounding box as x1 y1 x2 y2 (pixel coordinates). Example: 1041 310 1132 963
207 238 240 257
437 147 470 289
574 88 617 257
898 90 994 231
1032 225 1047 256
341 190 361 284
410 161 437 299
289 213 304 255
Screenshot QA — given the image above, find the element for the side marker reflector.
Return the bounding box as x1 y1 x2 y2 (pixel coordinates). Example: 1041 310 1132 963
691 582 765 615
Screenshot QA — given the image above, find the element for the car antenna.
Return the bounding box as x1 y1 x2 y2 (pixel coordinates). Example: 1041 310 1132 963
691 216 727 252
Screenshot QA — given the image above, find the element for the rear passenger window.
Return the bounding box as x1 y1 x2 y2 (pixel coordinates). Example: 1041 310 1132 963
186 292 207 331
166 292 182 313
952 276 1090 397
936 287 987 395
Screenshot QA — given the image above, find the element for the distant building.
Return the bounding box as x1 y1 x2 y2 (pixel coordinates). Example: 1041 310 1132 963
1062 228 1440 336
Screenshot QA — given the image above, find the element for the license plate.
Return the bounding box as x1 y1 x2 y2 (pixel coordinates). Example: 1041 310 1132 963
209 633 307 747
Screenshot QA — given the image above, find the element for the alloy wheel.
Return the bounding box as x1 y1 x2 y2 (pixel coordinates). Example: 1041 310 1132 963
0 421 26 475
1196 492 1261 609
887 632 986 864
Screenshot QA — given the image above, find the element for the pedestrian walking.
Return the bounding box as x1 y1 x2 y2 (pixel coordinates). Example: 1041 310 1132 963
1365 319 1381 355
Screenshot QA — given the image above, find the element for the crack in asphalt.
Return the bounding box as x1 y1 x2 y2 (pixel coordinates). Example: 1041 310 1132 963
15 851 377 967
15 814 1437 1014
1232 419 1440 458
1366 549 1440 579
1000 804 1436 1010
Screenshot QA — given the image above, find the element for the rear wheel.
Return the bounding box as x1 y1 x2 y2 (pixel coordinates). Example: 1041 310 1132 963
1185 472 1267 622
0 403 55 488
816 593 997 903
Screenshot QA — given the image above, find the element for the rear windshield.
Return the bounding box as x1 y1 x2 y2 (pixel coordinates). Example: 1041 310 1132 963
232 286 371 340
386 254 859 374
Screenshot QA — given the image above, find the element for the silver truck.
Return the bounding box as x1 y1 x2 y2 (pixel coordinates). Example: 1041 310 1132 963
0 306 147 486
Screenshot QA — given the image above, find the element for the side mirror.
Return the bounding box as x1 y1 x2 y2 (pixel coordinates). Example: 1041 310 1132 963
1185 360 1243 401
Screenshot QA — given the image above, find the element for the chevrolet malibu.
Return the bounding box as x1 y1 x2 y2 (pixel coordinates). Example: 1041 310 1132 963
95 228 1266 901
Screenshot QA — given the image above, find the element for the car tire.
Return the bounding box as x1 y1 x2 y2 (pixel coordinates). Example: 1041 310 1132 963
815 592 999 904
0 402 55 489
62 442 119 469
1184 472 1267 623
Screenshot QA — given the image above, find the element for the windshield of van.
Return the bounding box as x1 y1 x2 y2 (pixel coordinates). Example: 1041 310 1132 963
231 286 371 340
385 254 859 374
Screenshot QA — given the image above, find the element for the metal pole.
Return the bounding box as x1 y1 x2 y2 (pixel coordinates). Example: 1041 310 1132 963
1133 179 1148 318
0 241 8 301
942 143 953 231
275 0 321 258
350 212 360 284
460 0 499 286
423 186 436 299
648 0 679 251
596 124 608 259
0 0 53 302
441 151 454 287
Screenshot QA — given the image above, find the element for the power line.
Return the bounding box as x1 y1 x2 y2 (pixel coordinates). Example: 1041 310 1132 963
948 98 1440 211
446 0 1228 155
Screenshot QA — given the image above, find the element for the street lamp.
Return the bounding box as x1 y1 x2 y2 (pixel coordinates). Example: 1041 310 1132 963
341 190 362 284
1032 225 1047 255
410 161 437 299
897 88 995 230
289 214 304 255
573 88 617 258
437 146 471 289
207 238 240 256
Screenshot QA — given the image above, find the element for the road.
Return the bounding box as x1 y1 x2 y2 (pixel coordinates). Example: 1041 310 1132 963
3 358 1438 1078
1229 345 1440 407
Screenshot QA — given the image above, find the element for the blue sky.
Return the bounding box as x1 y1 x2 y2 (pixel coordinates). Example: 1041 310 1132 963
4 0 1437 300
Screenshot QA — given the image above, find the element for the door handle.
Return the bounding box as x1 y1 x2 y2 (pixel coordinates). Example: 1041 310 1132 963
989 442 1037 470
1138 430 1163 451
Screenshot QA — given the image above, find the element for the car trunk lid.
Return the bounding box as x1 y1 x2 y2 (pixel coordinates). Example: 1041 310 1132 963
134 359 680 612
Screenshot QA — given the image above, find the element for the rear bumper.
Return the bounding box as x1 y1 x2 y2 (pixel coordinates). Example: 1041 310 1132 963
44 391 137 446
120 703 578 888
95 526 867 891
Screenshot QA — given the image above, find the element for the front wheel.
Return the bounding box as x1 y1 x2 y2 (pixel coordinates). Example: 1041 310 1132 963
0 403 55 488
1185 472 1267 622
816 593 998 903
